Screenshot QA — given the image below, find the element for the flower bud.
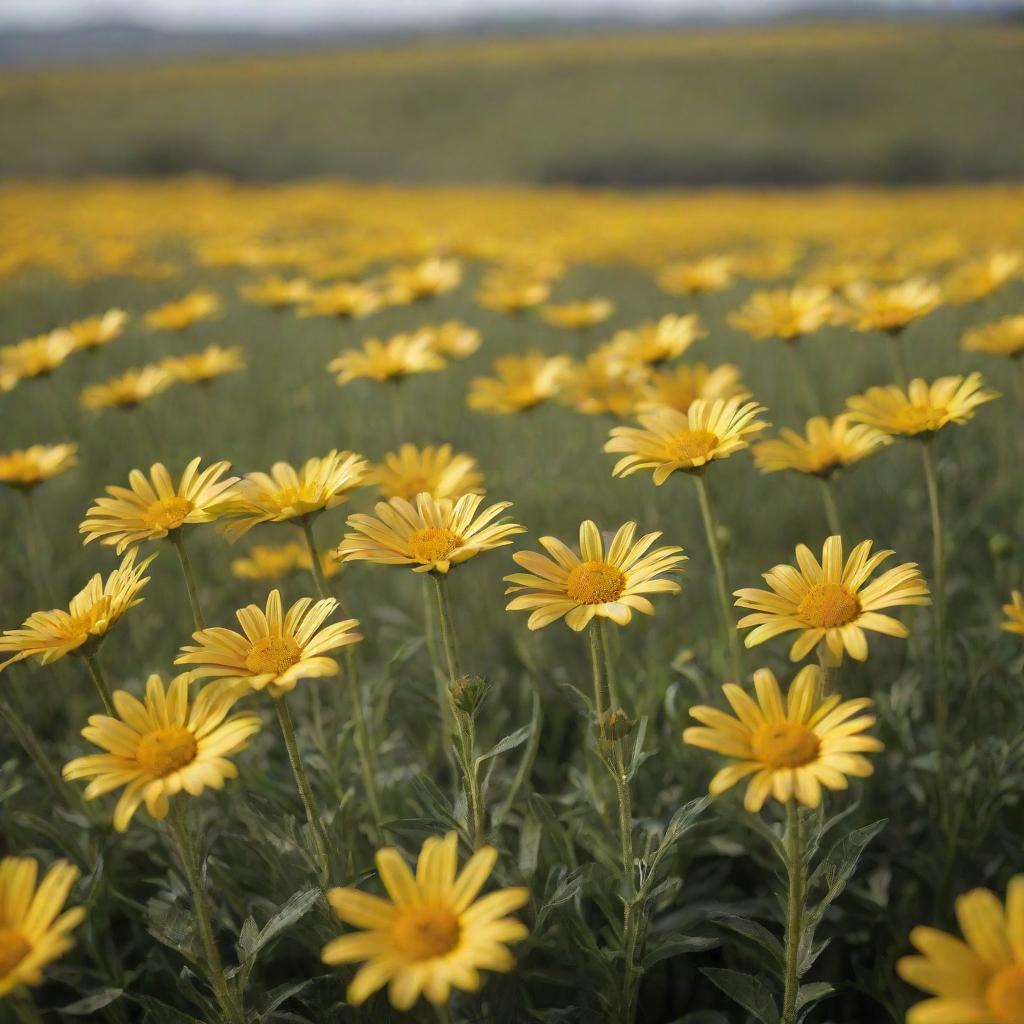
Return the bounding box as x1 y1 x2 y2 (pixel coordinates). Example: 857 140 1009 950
600 708 634 743
449 674 489 717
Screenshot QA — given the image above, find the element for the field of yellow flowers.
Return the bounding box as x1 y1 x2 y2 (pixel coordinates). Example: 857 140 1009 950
1 175 1023 1024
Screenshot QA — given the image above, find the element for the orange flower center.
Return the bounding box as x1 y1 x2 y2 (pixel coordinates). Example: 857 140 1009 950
143 496 194 531
751 722 821 768
667 429 719 464
798 583 860 628
987 965 1024 1024
0 927 31 977
246 635 302 676
566 561 626 605
408 527 463 564
892 406 947 435
136 727 198 777
392 905 461 961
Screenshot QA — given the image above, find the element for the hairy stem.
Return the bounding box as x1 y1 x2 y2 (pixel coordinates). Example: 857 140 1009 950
818 477 844 539
920 440 948 748
82 651 115 715
782 800 806 1024
170 530 205 632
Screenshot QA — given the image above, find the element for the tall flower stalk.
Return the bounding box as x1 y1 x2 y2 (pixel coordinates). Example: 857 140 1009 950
170 530 206 631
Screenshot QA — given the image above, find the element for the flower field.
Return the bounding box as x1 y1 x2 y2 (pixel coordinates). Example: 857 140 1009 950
0 108 1024 1024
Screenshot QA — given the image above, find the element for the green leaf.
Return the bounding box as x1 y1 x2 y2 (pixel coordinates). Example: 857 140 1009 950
643 933 719 968
647 797 710 879
476 723 532 767
797 980 835 1014
701 967 779 1024
713 914 785 971
806 819 887 920
58 988 124 1015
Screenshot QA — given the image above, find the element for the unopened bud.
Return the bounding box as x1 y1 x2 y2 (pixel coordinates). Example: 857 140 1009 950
600 708 634 742
449 674 489 716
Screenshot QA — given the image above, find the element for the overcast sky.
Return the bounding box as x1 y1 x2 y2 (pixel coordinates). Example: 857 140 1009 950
0 0 979 31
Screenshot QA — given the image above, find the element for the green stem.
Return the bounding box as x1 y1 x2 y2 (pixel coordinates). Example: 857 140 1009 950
431 573 484 849
782 800 806 1024
167 801 244 1024
815 642 839 699
818 477 843 539
885 334 910 388
83 651 115 715
587 620 607 723
170 531 205 632
693 473 742 680
784 340 820 416
422 574 452 741
299 516 332 601
597 617 622 709
920 440 948 748
0 700 79 810
274 694 332 884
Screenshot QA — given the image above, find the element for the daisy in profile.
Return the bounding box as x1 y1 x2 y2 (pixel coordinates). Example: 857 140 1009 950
0 443 77 491
476 275 549 314
605 398 768 483
845 373 999 439
385 257 462 302
239 276 313 308
752 414 890 477
605 313 704 366
322 832 528 1010
1002 591 1024 636
505 519 685 631
683 665 882 811
299 282 382 319
144 290 220 331
728 286 834 342
962 315 1024 359
63 673 260 831
943 248 1022 304
175 589 361 697
0 856 85 997
839 277 940 335
657 256 735 295
67 309 128 353
328 333 444 386
0 549 153 673
420 320 481 359
1 329 76 381
161 345 246 385
338 492 524 574
230 543 341 582
367 443 483 501
80 365 174 411
80 458 238 554
558 353 650 418
218 450 367 541
540 298 615 331
468 352 570 414
636 363 748 414
735 534 930 663
898 877 1024 1024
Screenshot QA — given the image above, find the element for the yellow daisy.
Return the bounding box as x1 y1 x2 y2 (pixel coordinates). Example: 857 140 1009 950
67 309 128 352
144 291 220 332
845 373 999 439
299 282 383 319
80 365 174 411
504 519 686 631
1002 591 1024 637
752 414 891 477
0 550 153 672
1 330 75 380
230 543 341 582
840 278 940 334
540 299 615 331
658 256 735 295
328 333 444 386
605 398 769 484
63 673 260 832
683 665 882 811
635 362 748 414
80 458 238 554
0 443 77 491
338 492 524 574
468 353 571 414
321 832 528 1010
175 589 361 697
558 354 650 418
727 286 834 341
0 856 85 997
367 443 484 502
160 345 247 384
897 877 1024 1024
962 315 1024 359
385 257 462 302
239 276 313 308
605 314 705 366
735 534 931 663
943 249 1022 304
217 450 367 541
476 276 550 314
420 320 482 359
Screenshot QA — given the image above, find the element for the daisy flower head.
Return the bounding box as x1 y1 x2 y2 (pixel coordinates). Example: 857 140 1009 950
328 332 444 386
658 256 735 295
735 534 930 663
839 277 940 335
605 397 769 484
505 519 686 631
558 353 650 418
175 589 360 697
898 877 1024 1024
80 364 174 411
752 414 891 477
943 248 1022 304
420 320 481 359
0 550 154 672
367 444 484 502
239 276 313 308
683 665 882 812
160 344 247 385
635 362 748 415
0 443 77 491
0 856 85 997
144 290 220 332
230 542 341 582
606 313 705 366
385 257 462 302
476 275 550 314
62 673 260 831
846 373 999 439
1002 591 1024 637
322 832 528 1010
338 492 524 575
727 286 834 342
299 282 383 320
468 352 571 415
1 329 75 380
218 450 367 541
962 315 1024 359
540 298 615 331
67 309 128 352
80 458 238 554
